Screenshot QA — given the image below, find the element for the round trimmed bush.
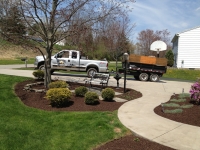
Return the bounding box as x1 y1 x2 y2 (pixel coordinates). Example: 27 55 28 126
84 91 99 105
32 70 44 79
75 86 88 97
46 88 71 107
101 88 115 101
48 80 68 89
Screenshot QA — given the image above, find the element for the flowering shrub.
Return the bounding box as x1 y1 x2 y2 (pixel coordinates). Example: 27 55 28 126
189 81 200 104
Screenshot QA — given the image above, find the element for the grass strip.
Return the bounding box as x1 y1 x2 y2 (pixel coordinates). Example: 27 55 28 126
163 68 200 81
0 58 35 65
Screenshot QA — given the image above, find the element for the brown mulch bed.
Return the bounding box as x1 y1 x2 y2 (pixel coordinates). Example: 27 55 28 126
93 134 174 150
154 94 200 127
15 79 175 150
15 79 142 111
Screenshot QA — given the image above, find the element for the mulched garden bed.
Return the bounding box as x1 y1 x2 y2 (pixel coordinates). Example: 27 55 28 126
14 79 177 150
15 79 142 111
154 93 200 127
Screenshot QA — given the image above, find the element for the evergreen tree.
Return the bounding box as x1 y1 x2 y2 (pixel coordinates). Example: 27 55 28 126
0 6 26 40
165 50 174 67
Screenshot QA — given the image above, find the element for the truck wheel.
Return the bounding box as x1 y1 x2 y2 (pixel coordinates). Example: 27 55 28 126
87 68 97 77
139 73 149 81
150 74 159 82
134 75 139 80
51 69 54 74
39 65 45 70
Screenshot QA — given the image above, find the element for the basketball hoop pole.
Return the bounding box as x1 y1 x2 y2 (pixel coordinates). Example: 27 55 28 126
157 49 159 58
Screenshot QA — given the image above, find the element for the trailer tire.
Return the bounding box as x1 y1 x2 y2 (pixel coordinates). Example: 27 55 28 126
87 68 97 77
150 74 159 82
139 73 149 81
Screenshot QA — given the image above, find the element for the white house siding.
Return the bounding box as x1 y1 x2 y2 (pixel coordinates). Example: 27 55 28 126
173 26 200 69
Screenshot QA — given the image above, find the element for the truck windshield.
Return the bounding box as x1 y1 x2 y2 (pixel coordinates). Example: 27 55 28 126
62 51 69 58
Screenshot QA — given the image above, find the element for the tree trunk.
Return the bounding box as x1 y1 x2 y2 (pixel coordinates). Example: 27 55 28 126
44 52 52 88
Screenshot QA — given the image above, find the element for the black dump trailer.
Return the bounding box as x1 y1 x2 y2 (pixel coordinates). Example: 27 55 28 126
119 54 167 82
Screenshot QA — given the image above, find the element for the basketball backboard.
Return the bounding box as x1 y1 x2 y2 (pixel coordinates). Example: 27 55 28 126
150 40 167 52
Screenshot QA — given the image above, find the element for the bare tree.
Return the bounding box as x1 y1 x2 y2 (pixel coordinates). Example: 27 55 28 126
15 0 135 87
137 29 159 56
155 29 171 49
136 29 171 56
0 0 14 18
95 14 135 60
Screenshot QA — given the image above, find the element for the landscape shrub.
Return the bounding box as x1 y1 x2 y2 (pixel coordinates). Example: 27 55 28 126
164 109 183 114
178 93 190 99
165 50 174 67
84 92 99 105
75 86 88 97
101 88 115 101
189 81 200 104
48 80 68 89
180 104 194 109
32 70 44 79
162 103 180 107
46 88 71 107
170 98 186 103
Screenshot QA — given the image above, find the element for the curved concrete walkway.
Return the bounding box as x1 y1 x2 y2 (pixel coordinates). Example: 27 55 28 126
1 65 199 150
118 79 200 150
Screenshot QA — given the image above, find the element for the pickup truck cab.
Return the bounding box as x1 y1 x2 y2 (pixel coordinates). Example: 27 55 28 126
34 50 109 77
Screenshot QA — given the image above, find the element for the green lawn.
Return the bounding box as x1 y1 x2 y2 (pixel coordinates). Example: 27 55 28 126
0 74 129 150
163 68 200 81
108 61 122 72
0 58 35 65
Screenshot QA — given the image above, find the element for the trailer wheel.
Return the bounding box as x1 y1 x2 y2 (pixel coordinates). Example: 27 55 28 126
139 73 149 81
87 68 97 77
150 74 159 82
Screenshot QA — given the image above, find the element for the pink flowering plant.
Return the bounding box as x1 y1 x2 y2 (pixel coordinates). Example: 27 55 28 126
189 80 200 104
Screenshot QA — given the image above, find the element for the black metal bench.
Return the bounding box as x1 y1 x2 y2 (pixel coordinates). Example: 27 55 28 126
85 73 110 90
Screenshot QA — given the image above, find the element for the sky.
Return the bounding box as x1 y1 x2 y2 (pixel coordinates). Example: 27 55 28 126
129 0 200 43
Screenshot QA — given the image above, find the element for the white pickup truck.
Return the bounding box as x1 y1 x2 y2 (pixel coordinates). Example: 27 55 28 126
34 50 109 77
